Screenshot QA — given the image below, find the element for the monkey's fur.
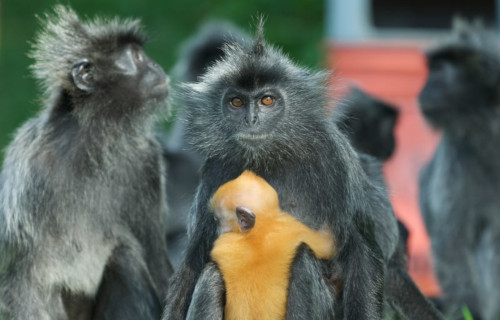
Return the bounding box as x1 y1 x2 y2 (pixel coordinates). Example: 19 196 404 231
0 6 172 319
419 18 500 320
163 22 442 320
334 88 410 252
335 87 399 161
164 21 251 269
209 170 335 320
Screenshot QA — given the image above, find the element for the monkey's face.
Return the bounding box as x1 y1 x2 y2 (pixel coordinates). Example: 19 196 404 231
112 44 169 103
185 36 329 162
419 47 499 128
221 86 285 148
71 43 169 115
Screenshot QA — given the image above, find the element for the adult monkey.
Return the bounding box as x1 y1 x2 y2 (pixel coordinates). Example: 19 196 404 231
419 18 500 320
163 22 442 320
0 6 172 319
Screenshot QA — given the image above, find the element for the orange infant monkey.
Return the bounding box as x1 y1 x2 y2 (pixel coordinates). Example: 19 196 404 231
209 170 336 320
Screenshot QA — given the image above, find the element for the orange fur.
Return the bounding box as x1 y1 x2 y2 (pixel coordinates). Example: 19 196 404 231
210 170 336 320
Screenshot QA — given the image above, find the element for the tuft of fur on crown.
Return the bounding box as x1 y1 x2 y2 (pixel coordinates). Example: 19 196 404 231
428 17 500 65
29 5 146 98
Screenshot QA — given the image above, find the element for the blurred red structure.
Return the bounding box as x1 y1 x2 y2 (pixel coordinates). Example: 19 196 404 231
328 43 441 296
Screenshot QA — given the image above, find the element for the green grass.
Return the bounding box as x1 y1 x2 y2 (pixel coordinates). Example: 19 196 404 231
461 306 474 320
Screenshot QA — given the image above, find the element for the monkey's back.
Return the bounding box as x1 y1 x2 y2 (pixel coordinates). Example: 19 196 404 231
211 212 335 320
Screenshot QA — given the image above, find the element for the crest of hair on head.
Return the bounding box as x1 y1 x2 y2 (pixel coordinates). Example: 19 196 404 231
252 15 267 56
446 16 499 54
29 5 146 103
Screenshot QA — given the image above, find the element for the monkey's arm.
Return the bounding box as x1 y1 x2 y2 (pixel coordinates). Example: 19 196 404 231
418 159 435 234
286 244 336 320
186 262 225 320
92 245 161 320
339 216 385 320
162 180 219 320
385 252 444 320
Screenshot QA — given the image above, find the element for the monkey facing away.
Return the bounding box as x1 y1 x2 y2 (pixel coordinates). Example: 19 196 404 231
419 18 500 320
163 22 443 320
335 87 399 161
205 170 335 320
0 6 172 319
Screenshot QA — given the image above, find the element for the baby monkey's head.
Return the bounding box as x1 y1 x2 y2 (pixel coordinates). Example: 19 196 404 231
210 170 279 234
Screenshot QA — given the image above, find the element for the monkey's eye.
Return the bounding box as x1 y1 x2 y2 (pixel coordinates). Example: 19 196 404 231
132 49 144 63
261 96 274 106
231 97 244 107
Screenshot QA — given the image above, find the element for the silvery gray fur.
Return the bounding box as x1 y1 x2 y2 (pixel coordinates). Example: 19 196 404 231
419 18 500 320
0 6 172 319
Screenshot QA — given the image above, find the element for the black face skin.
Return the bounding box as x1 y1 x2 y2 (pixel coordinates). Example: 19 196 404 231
0 6 172 320
222 88 285 143
112 43 168 100
163 24 443 320
418 19 500 320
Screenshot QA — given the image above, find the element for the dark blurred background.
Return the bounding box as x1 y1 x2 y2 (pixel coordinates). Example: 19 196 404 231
0 0 325 162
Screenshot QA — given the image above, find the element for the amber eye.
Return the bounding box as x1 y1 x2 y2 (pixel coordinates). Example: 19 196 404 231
231 97 244 107
261 96 274 106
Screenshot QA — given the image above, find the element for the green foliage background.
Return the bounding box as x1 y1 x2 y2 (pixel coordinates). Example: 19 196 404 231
0 0 325 161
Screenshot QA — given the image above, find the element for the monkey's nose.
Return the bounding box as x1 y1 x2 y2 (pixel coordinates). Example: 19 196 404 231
244 108 258 126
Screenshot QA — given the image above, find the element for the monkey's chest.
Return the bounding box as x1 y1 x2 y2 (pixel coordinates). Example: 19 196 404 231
427 153 500 226
38 223 117 295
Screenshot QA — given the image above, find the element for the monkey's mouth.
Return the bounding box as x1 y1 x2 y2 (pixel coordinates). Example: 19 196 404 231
151 82 169 97
236 133 268 142
150 76 170 98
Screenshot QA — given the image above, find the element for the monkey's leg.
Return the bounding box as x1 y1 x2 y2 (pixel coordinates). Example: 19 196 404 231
186 262 225 320
340 218 385 320
138 220 174 299
418 164 435 235
0 273 66 320
385 261 444 319
162 234 212 320
92 245 161 320
476 229 500 320
286 244 335 320
162 189 219 320
432 231 482 318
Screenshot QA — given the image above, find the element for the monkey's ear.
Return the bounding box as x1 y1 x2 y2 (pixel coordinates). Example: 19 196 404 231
71 59 94 92
235 206 255 232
